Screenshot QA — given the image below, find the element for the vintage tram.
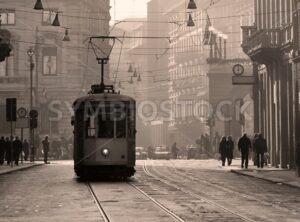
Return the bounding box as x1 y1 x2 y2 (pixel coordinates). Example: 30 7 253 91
72 84 136 178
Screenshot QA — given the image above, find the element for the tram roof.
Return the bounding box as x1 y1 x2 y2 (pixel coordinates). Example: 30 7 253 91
74 93 135 104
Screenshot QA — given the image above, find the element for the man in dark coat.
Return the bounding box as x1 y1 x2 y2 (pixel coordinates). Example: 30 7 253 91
0 136 5 165
226 136 234 166
171 142 179 159
5 137 12 165
238 133 252 168
254 134 268 168
23 139 29 161
42 136 50 164
13 136 22 166
219 137 227 166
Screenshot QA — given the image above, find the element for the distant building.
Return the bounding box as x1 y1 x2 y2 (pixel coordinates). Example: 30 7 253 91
165 0 254 151
0 0 110 140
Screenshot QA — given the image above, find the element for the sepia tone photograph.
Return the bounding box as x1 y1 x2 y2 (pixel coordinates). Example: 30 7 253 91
0 0 300 221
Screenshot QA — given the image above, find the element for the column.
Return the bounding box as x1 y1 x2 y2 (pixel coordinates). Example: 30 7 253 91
280 63 288 168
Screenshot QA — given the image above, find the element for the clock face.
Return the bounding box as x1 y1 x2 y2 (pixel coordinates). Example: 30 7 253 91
232 64 244 76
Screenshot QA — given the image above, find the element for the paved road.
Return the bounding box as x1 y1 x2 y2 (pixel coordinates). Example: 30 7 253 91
0 160 299 222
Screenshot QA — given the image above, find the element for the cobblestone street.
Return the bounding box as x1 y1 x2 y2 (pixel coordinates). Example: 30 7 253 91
0 160 299 221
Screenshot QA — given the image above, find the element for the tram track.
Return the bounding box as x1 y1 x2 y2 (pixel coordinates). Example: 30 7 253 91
127 182 185 222
86 180 185 222
143 161 256 222
87 182 111 222
165 160 300 216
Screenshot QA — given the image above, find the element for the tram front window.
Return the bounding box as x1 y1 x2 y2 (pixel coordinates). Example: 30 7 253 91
86 115 96 138
116 112 126 138
98 113 114 138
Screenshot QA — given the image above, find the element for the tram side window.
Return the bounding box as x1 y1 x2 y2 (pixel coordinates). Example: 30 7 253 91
98 113 114 138
116 112 126 138
86 115 96 138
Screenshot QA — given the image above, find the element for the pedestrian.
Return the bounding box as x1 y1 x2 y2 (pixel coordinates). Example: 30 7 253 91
13 136 22 166
203 133 210 151
213 132 221 153
171 142 179 159
238 133 252 169
252 133 259 166
23 139 29 161
219 136 227 166
5 137 12 166
0 136 5 165
42 136 50 164
227 136 234 166
254 134 268 168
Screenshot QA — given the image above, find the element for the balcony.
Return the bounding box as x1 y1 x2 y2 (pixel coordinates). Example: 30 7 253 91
241 24 293 63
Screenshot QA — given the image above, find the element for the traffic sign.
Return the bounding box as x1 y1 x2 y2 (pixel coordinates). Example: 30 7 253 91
16 118 29 129
17 107 27 118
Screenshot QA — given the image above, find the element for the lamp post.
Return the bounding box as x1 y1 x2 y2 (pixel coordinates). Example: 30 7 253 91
27 47 35 162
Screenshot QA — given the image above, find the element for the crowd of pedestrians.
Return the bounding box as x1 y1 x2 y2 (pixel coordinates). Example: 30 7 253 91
0 135 73 166
0 136 29 166
219 133 268 168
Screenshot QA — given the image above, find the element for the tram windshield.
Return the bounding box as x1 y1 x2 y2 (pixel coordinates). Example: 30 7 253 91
86 111 127 139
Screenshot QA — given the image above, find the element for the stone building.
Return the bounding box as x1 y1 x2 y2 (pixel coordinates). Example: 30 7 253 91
0 0 110 140
165 0 254 152
241 0 297 169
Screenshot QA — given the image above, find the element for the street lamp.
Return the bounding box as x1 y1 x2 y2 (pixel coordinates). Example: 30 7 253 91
187 0 197 9
34 0 44 10
27 47 35 162
62 28 71 41
27 47 35 111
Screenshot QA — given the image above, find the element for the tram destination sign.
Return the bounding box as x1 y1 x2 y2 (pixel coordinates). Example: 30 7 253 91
232 76 257 85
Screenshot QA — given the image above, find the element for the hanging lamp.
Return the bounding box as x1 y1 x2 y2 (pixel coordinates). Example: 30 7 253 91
34 0 44 10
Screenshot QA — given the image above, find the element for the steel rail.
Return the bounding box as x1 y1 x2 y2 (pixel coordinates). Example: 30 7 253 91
166 160 300 216
87 182 111 222
143 162 256 222
127 182 185 222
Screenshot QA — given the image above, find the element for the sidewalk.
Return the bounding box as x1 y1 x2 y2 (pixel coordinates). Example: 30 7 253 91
0 161 44 175
227 159 300 189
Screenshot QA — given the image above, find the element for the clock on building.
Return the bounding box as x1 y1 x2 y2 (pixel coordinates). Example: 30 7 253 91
232 64 244 76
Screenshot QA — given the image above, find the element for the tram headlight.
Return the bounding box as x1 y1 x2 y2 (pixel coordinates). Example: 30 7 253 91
101 148 110 157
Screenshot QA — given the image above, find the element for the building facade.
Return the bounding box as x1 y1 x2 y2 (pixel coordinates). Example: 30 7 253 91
0 0 110 141
241 0 297 169
166 0 254 153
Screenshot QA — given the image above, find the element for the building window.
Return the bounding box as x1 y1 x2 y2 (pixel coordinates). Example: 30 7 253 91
42 9 56 26
43 47 57 75
0 9 15 25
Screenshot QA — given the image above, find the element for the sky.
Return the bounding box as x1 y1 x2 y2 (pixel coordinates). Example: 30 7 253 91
110 0 151 22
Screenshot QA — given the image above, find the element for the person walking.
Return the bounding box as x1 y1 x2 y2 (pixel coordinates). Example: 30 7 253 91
226 136 234 166
238 133 252 169
13 137 22 166
23 139 29 161
5 137 12 166
171 142 179 159
254 134 268 168
219 136 227 166
252 133 259 166
42 136 50 164
0 136 5 165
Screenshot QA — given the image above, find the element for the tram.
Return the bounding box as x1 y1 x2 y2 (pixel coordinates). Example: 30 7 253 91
72 84 136 178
